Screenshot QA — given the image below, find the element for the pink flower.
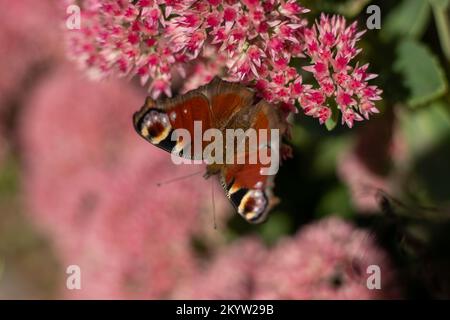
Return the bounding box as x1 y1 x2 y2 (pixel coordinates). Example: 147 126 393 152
253 217 401 299
181 46 228 93
173 238 266 299
66 1 305 97
301 15 382 127
66 1 381 127
0 0 62 106
0 0 62 166
173 217 401 299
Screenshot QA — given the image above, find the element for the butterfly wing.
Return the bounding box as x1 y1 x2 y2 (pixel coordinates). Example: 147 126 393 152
204 77 255 129
133 77 255 160
133 87 212 159
219 100 287 223
220 147 278 223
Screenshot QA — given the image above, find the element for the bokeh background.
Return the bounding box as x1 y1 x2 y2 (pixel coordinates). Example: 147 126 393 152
0 0 450 299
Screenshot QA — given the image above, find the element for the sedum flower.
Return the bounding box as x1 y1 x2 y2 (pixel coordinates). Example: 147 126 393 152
253 217 400 299
173 238 266 299
173 217 401 299
301 15 382 127
66 1 382 127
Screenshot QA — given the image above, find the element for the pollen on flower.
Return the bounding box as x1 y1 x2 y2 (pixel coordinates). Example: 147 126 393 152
66 1 381 128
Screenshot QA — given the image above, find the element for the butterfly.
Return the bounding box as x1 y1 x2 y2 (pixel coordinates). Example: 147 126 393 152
133 77 288 223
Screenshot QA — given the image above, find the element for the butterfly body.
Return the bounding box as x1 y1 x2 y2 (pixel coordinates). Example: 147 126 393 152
133 77 287 223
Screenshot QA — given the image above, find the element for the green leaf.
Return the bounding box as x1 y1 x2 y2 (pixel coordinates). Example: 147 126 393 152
0 157 19 197
394 40 448 107
400 101 450 203
316 186 354 220
300 0 371 17
383 0 431 41
399 101 450 158
290 123 311 149
325 107 339 131
430 0 450 62
258 212 293 245
325 117 337 131
335 0 372 17
429 0 450 7
313 136 351 176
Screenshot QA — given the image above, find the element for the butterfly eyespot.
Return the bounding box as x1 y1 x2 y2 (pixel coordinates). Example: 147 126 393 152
238 189 268 223
140 110 172 144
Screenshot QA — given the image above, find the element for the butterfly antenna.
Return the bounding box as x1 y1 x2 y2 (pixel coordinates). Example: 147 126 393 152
155 170 204 187
211 178 217 230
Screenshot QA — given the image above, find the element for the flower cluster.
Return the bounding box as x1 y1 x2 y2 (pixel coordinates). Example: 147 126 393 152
301 15 382 127
66 0 382 127
174 217 401 299
173 238 267 299
252 217 400 299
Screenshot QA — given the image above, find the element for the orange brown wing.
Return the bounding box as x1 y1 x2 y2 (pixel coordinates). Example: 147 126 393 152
203 77 255 130
133 77 255 159
220 147 278 223
133 88 212 159
219 101 287 223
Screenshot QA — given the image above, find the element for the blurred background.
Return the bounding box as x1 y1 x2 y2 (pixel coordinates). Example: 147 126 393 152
0 0 449 299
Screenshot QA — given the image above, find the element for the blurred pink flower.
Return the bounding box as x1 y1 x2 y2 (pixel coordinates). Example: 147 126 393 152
337 111 406 213
66 1 381 127
253 217 400 299
20 63 220 298
0 0 62 107
337 150 390 213
0 0 63 164
174 217 401 299
180 46 228 93
173 238 266 299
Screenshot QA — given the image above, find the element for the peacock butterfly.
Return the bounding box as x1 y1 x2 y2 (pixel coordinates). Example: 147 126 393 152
133 77 288 223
